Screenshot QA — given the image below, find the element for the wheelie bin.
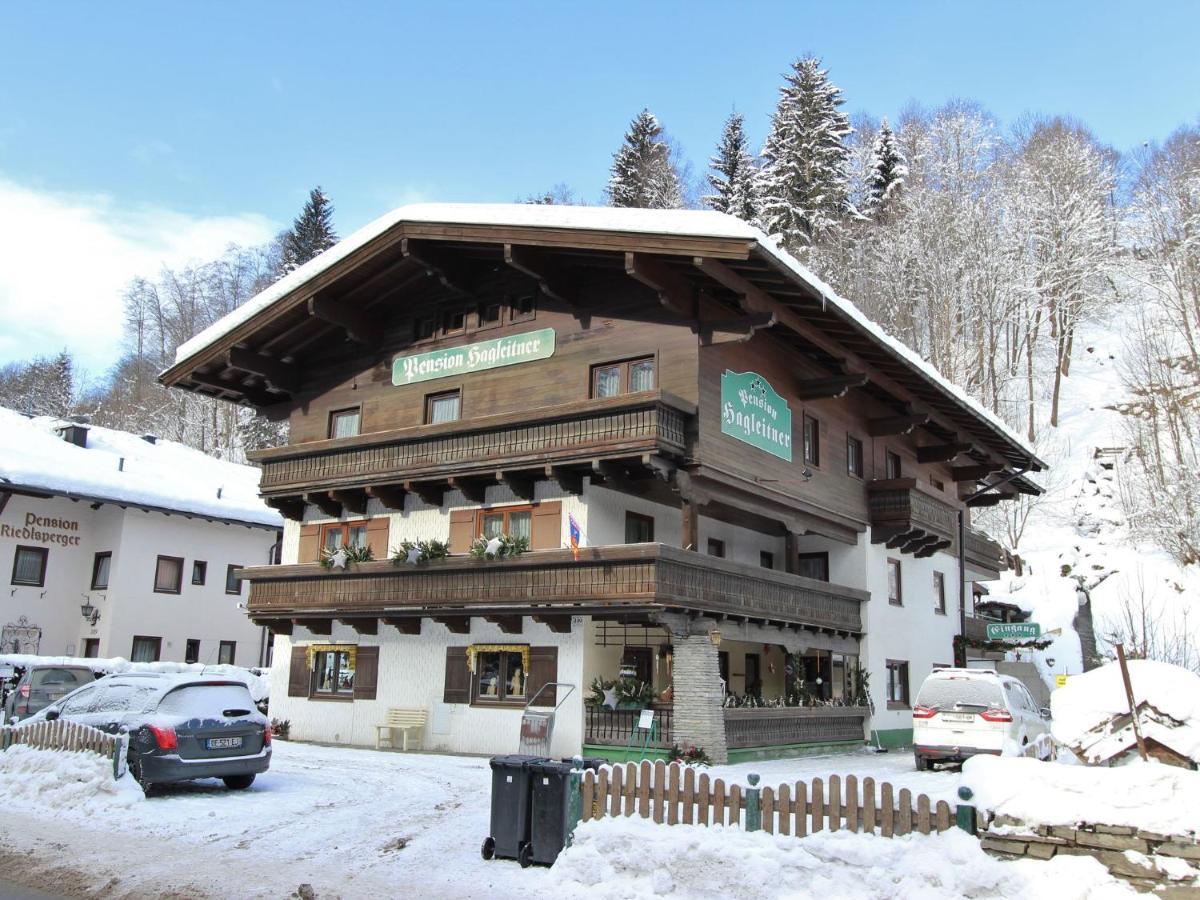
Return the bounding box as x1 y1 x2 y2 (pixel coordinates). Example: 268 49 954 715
482 754 545 866
526 758 580 867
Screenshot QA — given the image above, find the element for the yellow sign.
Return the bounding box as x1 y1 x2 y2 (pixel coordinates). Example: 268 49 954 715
1055 675 1069 688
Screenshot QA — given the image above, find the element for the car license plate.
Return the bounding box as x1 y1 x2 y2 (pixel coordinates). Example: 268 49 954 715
207 736 243 750
942 713 975 723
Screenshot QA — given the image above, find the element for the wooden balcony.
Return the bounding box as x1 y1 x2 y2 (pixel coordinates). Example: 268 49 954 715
241 543 869 634
965 528 1007 575
723 706 868 749
867 479 958 557
249 392 693 511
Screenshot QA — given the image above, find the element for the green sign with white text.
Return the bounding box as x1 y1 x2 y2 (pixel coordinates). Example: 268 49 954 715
392 328 556 386
720 370 793 461
985 622 1042 641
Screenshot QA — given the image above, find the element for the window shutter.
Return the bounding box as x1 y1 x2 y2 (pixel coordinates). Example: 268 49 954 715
527 646 558 707
530 501 562 551
287 646 310 697
298 524 321 564
353 646 380 700
365 518 391 560
448 509 475 554
443 646 472 703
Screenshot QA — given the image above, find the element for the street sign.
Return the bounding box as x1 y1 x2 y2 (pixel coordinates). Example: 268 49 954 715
985 622 1041 641
1054 675 1069 689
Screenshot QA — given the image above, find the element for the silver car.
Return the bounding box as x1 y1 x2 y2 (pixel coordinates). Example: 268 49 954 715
3 665 98 722
30 672 271 794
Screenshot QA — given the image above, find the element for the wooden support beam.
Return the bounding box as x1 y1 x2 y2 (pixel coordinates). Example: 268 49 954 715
226 346 300 394
307 295 376 347
304 492 341 518
625 252 695 319
485 615 523 635
365 484 408 511
640 452 675 482
292 617 332 635
265 496 306 521
915 538 952 558
253 618 293 635
340 617 378 635
447 476 488 503
794 373 869 401
404 480 446 508
681 498 699 552
188 372 279 407
531 614 571 634
402 238 472 296
329 489 368 515
867 413 931 437
966 493 1005 508
951 464 1003 482
885 528 923 550
698 312 776 345
383 617 422 635
590 459 625 484
901 533 940 555
784 531 799 574
503 244 575 306
916 442 974 464
496 470 536 501
544 465 583 495
432 615 471 634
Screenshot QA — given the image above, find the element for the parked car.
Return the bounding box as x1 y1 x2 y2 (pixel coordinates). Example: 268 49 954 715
27 672 271 794
3 664 98 723
912 667 1050 770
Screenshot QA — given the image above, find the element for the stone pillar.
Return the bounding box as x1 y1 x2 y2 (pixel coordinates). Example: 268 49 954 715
671 632 729 764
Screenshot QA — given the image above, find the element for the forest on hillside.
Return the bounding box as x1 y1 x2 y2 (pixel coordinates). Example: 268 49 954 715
2 54 1197 577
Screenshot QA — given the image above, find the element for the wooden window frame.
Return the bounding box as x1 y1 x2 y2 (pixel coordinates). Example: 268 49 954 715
759 550 774 570
184 639 200 664
218 640 236 665
440 307 467 336
475 505 534 539
476 300 503 331
509 293 537 323
885 450 903 480
328 406 362 440
589 355 657 399
886 659 910 709
802 413 820 466
472 645 529 707
706 538 726 558
624 511 655 544
796 551 830 582
153 555 184 595
424 388 462 425
191 560 207 586
131 635 162 663
319 520 370 552
887 558 903 606
90 551 112 590
11 545 48 587
846 435 864 478
225 563 243 596
311 647 356 700
934 571 947 615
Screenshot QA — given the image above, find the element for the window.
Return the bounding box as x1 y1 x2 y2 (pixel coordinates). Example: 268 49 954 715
82 639 100 659
888 558 903 605
416 317 437 340
934 571 946 615
475 650 527 703
478 301 502 327
706 538 725 558
886 660 910 708
225 564 243 595
313 648 356 696
624 512 655 544
329 407 361 439
441 308 466 334
425 389 461 425
11 546 48 587
153 556 183 594
796 552 830 582
930 476 945 492
847 436 864 478
191 560 207 585
591 356 656 398
90 551 111 590
478 506 532 541
131 636 162 663
510 294 536 321
802 414 820 466
885 451 902 480
321 521 369 555
218 641 236 665
185 639 200 664
759 550 774 569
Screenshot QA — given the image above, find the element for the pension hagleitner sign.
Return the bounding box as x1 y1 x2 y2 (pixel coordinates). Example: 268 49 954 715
720 370 793 461
392 328 556 386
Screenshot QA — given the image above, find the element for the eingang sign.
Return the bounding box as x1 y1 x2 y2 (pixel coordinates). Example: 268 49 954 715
720 370 793 461
985 622 1042 641
392 328 556 386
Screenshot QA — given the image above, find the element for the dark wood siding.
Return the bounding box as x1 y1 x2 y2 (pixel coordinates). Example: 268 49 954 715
530 501 562 551
443 646 472 703
448 510 474 554
527 646 558 707
287 646 310 697
365 518 390 559
353 646 379 700
298 524 321 564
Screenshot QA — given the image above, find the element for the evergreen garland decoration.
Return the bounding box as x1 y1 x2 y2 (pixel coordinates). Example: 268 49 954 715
391 539 450 565
318 543 374 569
469 533 530 560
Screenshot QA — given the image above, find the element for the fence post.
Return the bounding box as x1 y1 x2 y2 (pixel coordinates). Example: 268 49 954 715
744 774 761 832
113 732 130 781
955 786 977 835
565 756 584 847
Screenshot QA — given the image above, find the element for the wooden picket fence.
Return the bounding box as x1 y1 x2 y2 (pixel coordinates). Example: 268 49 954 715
1 719 128 779
581 761 954 838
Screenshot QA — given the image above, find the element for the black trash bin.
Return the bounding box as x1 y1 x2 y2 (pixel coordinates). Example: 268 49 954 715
527 759 580 867
483 754 545 866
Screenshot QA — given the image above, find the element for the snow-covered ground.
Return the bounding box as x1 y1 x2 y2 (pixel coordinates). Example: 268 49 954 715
0 741 1138 899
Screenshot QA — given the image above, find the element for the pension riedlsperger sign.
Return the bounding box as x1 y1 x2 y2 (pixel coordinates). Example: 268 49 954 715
392 328 556 386
720 370 793 461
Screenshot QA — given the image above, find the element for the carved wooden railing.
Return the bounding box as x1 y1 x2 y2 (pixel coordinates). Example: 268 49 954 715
866 479 958 554
722 706 868 749
965 528 1007 573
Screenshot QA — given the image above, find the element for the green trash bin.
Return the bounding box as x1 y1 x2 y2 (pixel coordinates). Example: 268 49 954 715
528 759 581 867
483 754 546 866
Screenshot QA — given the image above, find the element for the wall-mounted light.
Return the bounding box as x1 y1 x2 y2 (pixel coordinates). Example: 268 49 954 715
80 602 100 626
708 629 722 647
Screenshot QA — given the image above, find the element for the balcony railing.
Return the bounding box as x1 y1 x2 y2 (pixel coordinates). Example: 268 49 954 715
867 479 958 556
249 392 693 496
585 705 674 748
241 543 869 633
965 528 1007 574
722 707 868 749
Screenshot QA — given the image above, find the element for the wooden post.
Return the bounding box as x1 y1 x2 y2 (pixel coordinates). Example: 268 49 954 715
811 777 824 832
777 783 791 836
667 763 680 825
638 760 651 818
681 500 699 552
828 774 841 832
652 760 666 824
795 781 807 837
862 776 876 834
697 773 711 826
1115 643 1149 762
712 777 726 826
845 774 859 832
582 770 595 822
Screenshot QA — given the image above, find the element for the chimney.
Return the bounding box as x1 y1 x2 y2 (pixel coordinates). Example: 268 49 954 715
141 434 158 445
58 424 89 448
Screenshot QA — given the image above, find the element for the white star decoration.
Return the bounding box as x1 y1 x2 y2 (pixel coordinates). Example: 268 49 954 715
484 536 504 558
329 547 349 570
405 546 422 565
602 687 619 710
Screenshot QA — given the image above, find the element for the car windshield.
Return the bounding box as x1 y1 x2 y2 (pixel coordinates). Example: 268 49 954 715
156 684 256 720
93 683 161 715
916 677 1003 710
31 668 93 688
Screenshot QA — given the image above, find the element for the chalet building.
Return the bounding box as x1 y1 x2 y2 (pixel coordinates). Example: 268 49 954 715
161 205 1041 762
0 408 281 665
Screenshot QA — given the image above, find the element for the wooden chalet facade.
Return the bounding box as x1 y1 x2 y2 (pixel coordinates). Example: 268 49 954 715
161 205 1043 761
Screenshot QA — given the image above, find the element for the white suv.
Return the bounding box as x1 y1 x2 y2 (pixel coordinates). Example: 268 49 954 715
912 668 1050 769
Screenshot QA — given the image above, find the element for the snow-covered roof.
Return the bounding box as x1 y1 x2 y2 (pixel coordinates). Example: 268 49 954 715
0 407 282 528
172 203 1036 459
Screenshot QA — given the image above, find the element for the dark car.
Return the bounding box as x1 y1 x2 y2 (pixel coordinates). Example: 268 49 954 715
3 665 98 722
28 672 271 794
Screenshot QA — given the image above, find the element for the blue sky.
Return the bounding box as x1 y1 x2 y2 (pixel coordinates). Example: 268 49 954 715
1 1 1197 374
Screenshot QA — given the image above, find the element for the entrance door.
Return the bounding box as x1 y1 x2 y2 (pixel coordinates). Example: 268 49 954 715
82 639 100 658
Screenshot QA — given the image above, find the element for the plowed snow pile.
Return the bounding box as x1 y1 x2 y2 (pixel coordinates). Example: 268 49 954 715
0 745 143 811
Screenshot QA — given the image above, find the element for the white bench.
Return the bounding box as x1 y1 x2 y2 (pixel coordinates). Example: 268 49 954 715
375 707 428 751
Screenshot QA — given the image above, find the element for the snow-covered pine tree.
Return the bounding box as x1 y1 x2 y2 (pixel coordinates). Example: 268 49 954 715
607 109 684 209
865 118 907 218
279 187 338 275
703 111 758 222
757 56 853 249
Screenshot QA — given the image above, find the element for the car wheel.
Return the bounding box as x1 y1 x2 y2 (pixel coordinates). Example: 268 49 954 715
223 774 256 790
914 753 930 772
129 759 156 797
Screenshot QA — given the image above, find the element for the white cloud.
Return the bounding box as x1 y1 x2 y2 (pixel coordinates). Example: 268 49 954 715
0 176 276 379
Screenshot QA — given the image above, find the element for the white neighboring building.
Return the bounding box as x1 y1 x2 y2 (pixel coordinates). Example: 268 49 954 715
0 408 282 665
